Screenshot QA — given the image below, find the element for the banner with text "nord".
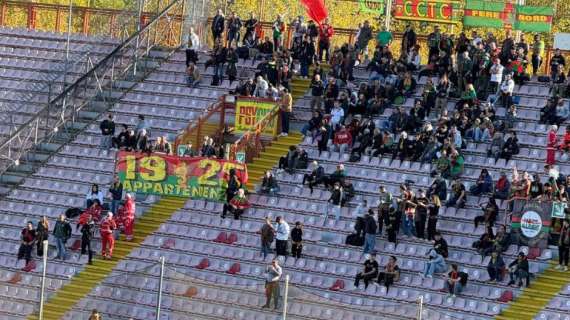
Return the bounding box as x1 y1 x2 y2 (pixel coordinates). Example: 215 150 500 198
115 152 248 201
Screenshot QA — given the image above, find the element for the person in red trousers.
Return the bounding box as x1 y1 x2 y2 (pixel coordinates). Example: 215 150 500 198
118 194 136 241
100 212 117 260
547 125 558 166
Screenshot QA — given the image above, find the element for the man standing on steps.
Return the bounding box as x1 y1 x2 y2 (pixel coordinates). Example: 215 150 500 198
279 88 292 137
275 216 290 257
262 258 282 309
99 113 115 150
53 214 71 261
100 212 117 260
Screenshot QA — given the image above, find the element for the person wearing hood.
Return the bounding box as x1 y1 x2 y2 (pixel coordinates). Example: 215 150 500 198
423 248 447 278
118 194 136 241
100 212 117 260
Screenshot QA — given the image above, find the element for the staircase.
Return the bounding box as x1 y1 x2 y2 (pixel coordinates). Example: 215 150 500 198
496 262 570 320
0 49 171 196
27 196 186 320
245 75 312 190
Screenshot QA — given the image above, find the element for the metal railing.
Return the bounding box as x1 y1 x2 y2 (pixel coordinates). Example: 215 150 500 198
0 0 186 175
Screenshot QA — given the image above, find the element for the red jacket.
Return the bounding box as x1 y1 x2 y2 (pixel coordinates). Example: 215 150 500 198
230 196 251 210
100 218 117 236
548 130 557 148
319 24 334 42
334 130 352 145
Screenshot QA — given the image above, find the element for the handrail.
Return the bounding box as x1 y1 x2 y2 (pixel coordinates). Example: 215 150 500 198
0 0 183 151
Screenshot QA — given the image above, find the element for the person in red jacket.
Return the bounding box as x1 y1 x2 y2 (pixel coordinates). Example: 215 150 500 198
117 194 136 241
547 125 558 166
100 212 117 259
333 125 352 156
318 18 334 63
559 126 570 156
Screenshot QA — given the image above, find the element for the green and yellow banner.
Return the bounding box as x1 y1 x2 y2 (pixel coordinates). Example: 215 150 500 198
115 151 248 201
463 1 553 32
235 97 279 135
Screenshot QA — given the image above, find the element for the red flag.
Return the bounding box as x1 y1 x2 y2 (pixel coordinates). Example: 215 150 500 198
300 0 328 25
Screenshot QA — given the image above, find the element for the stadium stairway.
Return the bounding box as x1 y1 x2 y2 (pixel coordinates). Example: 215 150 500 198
245 76 311 190
496 262 570 320
27 196 186 320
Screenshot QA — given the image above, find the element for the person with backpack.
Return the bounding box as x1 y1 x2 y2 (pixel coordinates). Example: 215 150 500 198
53 214 71 260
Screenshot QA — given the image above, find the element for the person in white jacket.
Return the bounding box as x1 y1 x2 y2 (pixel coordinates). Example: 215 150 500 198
275 216 290 256
330 102 344 128
499 74 515 108
254 76 268 98
85 184 104 208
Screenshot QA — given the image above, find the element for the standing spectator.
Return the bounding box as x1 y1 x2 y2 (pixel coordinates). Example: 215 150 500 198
376 26 392 48
259 217 275 259
225 169 241 203
354 252 379 290
547 125 558 166
356 20 373 55
35 216 49 257
427 194 440 241
377 255 400 292
422 248 447 278
226 12 242 47
531 34 544 76
427 26 441 59
414 190 428 239
272 15 285 51
109 176 123 216
53 214 71 260
85 184 104 208
280 88 292 136
211 9 225 41
291 222 303 259
401 25 417 54
310 74 325 111
243 12 258 43
185 27 200 66
254 75 269 97
556 220 570 271
550 49 566 80
489 58 504 95
17 221 36 266
487 251 506 283
262 259 282 309
508 252 530 287
117 194 135 241
275 216 290 257
445 264 467 297
362 209 377 254
135 114 149 138
99 113 115 149
291 16 307 48
100 212 117 260
80 215 95 264
499 74 515 108
318 18 334 62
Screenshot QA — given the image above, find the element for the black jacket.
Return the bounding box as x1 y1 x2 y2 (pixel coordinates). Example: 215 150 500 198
363 214 377 235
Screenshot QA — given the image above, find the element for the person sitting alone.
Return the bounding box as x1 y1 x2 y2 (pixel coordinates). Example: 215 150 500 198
487 251 506 283
278 146 299 174
423 248 447 278
377 255 400 292
222 188 251 220
445 264 468 297
507 252 530 287
186 63 201 88
260 171 280 195
354 252 379 290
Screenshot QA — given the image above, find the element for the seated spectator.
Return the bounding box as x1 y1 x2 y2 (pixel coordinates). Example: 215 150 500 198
446 179 466 208
154 136 171 155
398 71 417 98
487 251 506 283
555 99 570 126
302 161 325 194
297 148 309 169
392 131 412 161
433 232 449 258
470 169 493 196
330 101 345 128
85 184 104 208
459 83 477 107
493 172 511 200
474 197 498 229
422 248 447 278
491 225 512 254
508 252 530 287
180 142 197 157
260 171 280 195
448 150 465 179
254 75 269 97
325 164 346 188
446 264 467 297
427 175 447 202
499 131 519 163
333 125 353 156
473 227 495 256
354 252 379 290
504 105 517 129
278 146 299 174
186 63 201 88
377 255 400 292
301 111 323 137
222 189 250 220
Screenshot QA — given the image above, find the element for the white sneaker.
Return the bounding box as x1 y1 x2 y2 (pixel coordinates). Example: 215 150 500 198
426 275 433 279
555 265 563 270
564 266 568 272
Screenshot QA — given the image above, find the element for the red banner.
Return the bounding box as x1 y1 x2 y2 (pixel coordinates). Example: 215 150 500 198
115 151 248 201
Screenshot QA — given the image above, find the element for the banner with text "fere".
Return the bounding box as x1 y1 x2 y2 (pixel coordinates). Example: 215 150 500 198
115 152 248 201
235 98 278 135
393 0 461 25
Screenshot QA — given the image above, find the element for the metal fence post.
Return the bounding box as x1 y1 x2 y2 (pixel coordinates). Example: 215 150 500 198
39 240 48 320
417 295 423 320
156 256 165 320
282 274 290 320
